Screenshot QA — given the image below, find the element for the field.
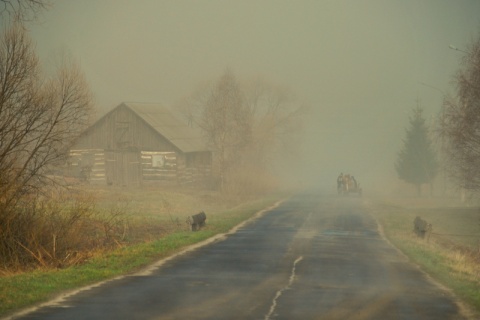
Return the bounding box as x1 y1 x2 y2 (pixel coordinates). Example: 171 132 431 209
365 196 480 317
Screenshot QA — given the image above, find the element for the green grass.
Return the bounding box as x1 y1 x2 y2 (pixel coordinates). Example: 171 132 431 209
365 197 480 318
0 193 283 317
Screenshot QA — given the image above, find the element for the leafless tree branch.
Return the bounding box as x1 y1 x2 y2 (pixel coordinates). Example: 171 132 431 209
0 23 92 211
0 0 50 22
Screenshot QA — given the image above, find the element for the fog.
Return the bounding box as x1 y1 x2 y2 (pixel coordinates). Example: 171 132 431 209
30 0 480 194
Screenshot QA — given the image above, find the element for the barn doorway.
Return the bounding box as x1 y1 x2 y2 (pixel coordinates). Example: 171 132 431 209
105 150 141 186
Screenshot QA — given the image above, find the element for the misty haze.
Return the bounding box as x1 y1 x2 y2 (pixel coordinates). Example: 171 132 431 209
1 1 480 319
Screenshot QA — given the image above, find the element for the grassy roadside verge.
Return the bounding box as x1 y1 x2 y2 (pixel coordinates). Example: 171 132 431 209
0 195 283 318
364 197 480 318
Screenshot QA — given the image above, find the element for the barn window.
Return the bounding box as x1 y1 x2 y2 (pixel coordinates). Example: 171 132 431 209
152 154 165 168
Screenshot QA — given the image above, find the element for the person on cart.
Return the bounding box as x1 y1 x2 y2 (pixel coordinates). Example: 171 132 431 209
337 173 344 194
351 175 358 189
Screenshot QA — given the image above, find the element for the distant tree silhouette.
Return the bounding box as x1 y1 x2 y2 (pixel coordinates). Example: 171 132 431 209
200 69 252 191
176 72 307 194
395 106 438 196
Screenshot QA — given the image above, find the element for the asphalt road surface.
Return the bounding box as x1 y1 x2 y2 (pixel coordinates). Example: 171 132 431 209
11 192 467 320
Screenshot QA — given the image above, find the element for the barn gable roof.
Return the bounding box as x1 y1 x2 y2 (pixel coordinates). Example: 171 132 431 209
121 102 207 153
82 102 207 153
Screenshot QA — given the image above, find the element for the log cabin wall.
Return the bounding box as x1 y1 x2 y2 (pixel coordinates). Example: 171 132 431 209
141 151 177 182
67 149 106 184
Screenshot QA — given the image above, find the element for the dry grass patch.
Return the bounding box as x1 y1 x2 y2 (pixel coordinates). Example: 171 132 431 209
0 184 246 273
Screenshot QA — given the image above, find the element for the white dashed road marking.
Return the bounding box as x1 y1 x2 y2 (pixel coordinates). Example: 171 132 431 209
265 256 303 320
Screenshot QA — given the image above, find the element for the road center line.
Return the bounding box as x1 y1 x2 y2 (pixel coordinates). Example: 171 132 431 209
265 256 304 320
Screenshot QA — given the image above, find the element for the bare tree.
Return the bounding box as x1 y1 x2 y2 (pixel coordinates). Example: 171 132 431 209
176 79 213 128
0 23 93 211
175 72 307 194
200 69 251 190
440 34 480 192
0 23 93 268
242 77 307 167
0 0 49 22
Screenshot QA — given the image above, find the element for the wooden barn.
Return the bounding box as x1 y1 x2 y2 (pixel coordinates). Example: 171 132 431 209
67 102 211 187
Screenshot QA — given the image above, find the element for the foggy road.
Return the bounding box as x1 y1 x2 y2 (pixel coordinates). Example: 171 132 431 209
12 192 466 320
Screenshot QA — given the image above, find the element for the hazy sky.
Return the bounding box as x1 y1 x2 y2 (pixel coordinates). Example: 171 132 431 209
23 0 480 192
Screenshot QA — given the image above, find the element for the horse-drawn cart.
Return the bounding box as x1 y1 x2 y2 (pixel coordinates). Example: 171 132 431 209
337 173 362 196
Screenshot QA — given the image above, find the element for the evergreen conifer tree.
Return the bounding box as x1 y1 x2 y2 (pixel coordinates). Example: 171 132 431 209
395 106 438 196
